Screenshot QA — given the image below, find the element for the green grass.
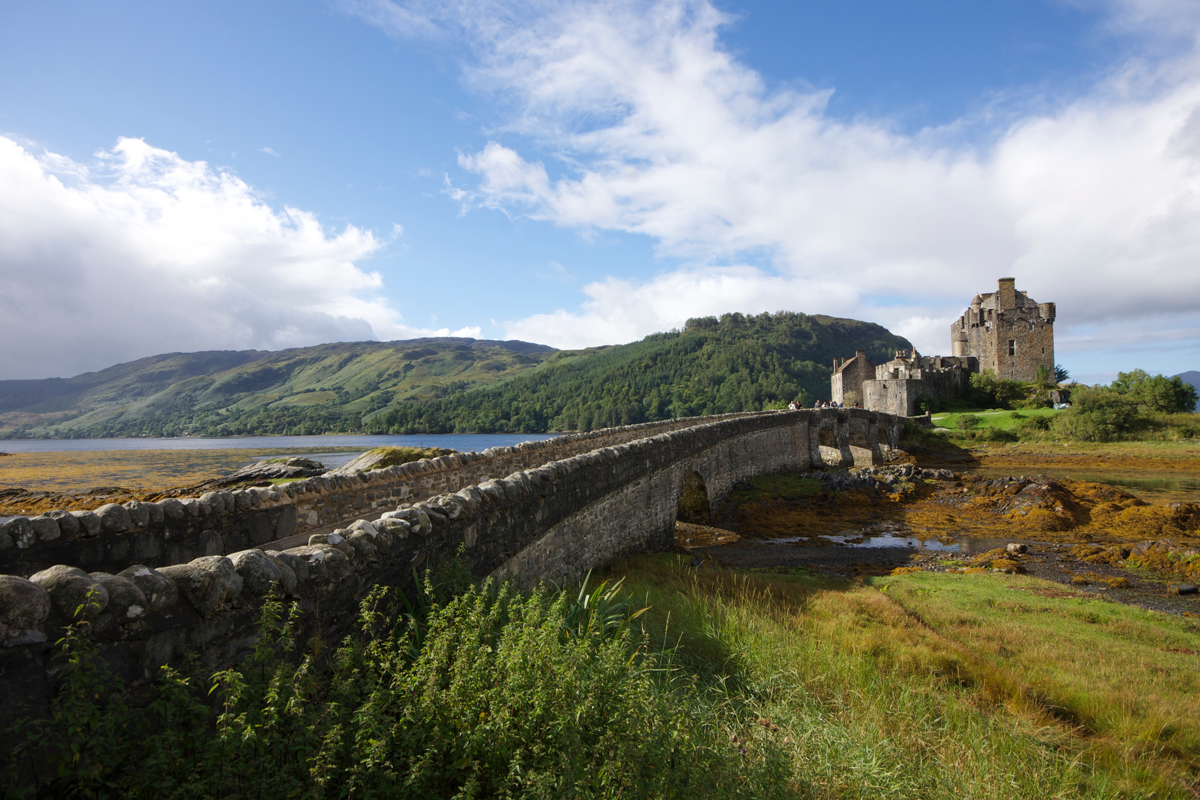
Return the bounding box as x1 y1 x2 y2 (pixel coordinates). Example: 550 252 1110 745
611 555 1200 798
11 558 1199 798
931 407 1061 432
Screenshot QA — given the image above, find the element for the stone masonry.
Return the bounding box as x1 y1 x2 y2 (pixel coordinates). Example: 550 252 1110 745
950 277 1055 382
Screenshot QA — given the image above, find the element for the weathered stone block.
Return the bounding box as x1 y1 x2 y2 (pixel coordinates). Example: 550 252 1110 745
89 573 148 622
159 556 242 618
117 565 177 611
248 513 273 546
30 565 108 620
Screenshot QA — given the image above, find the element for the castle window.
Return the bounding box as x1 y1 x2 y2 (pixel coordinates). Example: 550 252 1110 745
1008 340 1016 356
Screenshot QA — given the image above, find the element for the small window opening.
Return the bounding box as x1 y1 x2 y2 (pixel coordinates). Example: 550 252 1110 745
1008 340 1016 356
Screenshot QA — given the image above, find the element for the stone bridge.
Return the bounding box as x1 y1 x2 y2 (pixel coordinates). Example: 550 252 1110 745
0 408 904 726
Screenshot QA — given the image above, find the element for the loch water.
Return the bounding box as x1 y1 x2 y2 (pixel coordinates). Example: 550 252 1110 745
0 433 560 470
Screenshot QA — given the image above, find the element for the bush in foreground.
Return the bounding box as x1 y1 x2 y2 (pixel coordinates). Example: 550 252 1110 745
6 579 788 799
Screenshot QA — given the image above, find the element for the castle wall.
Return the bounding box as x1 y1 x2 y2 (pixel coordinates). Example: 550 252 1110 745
863 369 966 416
830 350 874 405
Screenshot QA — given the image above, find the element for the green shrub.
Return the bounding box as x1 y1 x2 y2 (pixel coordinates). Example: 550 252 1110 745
1020 416 1052 433
978 427 1019 443
1110 369 1199 413
967 371 1026 409
1051 387 1138 442
7 580 788 799
957 414 981 430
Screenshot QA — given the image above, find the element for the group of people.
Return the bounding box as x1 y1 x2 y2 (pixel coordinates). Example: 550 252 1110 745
784 400 863 410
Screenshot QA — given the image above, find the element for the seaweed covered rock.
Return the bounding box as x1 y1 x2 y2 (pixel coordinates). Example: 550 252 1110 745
334 446 454 474
204 457 328 488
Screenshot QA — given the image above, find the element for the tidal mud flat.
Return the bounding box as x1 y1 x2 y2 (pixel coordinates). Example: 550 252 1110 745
681 456 1200 616
0 447 369 515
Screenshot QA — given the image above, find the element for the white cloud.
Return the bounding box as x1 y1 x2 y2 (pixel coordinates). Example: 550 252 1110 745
0 137 472 378
260 146 280 156
354 0 1200 377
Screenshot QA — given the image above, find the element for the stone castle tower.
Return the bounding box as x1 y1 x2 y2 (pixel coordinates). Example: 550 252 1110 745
950 277 1055 382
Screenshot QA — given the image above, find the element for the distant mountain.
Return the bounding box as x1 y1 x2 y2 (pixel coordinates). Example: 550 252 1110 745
1177 371 1200 394
0 312 911 438
0 338 557 439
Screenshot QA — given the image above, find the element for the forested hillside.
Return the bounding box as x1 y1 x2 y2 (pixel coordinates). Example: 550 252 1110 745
366 312 908 433
0 312 909 438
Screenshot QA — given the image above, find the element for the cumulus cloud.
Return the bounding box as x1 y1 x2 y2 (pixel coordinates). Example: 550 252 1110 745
352 0 1200 375
0 137 472 378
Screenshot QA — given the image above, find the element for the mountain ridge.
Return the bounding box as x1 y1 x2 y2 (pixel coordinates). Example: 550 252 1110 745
0 313 910 438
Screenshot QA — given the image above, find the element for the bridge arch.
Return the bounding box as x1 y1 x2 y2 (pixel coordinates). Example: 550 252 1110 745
676 471 711 524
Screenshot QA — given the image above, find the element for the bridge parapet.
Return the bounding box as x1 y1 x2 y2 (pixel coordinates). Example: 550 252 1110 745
0 412 762 579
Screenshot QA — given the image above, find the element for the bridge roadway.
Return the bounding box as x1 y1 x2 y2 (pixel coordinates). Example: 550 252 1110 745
0 408 906 721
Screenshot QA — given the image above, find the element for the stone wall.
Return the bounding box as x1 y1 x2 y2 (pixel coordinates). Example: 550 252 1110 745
0 409 905 737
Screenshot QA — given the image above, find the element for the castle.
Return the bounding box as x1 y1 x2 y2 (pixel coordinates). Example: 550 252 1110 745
831 278 1055 416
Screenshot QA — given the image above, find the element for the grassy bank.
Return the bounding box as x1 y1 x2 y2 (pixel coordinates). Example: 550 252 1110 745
10 558 1198 798
616 556 1199 798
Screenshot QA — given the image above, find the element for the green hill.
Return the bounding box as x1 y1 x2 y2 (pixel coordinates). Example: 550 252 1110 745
0 339 556 439
0 312 910 438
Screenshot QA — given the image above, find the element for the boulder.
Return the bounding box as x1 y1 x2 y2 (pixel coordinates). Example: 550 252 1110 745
392 507 432 536
266 550 309 584
89 573 148 622
333 447 453 475
376 517 411 539
29 565 109 620
1168 584 1198 596
2 518 35 549
46 510 80 537
158 556 243 617
123 500 152 528
282 545 351 583
191 457 327 491
70 510 101 537
261 551 298 595
309 531 354 557
1006 543 1028 555
0 575 52 644
228 549 284 596
117 565 178 611
96 503 132 533
28 516 61 542
345 531 378 562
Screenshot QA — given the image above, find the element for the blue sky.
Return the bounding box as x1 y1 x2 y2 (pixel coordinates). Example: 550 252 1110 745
2 0 1200 384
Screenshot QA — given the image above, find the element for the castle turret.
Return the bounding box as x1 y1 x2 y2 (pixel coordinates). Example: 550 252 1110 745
998 277 1017 309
